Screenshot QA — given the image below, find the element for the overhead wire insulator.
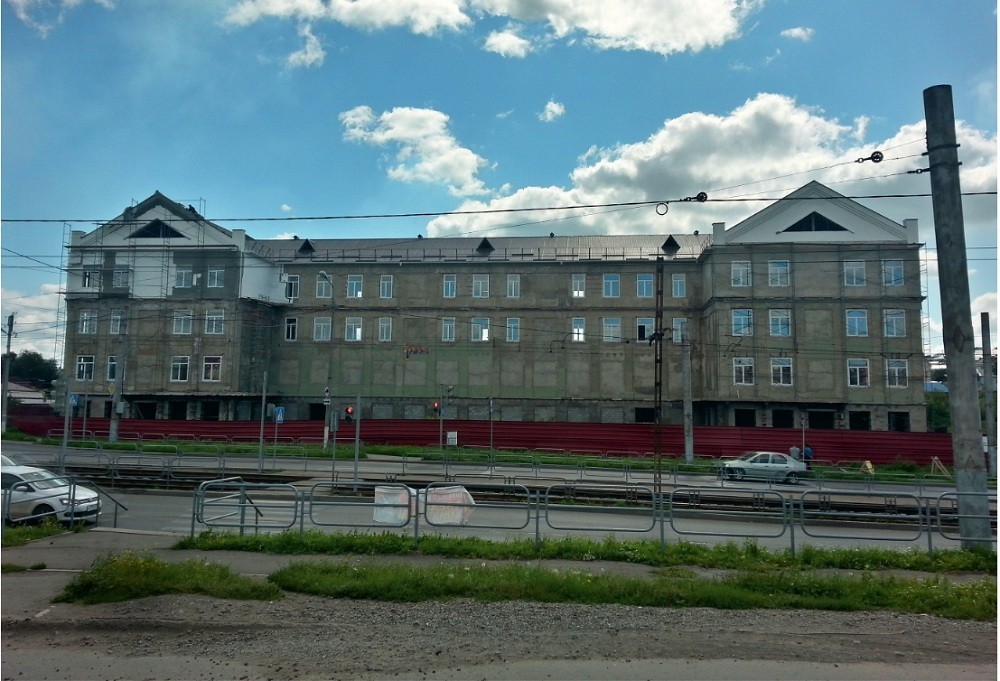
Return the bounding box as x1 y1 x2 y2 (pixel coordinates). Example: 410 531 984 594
856 151 884 164
682 192 708 203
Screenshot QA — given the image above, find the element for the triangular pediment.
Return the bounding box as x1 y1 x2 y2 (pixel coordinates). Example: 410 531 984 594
76 191 236 248
127 219 186 239
781 211 849 233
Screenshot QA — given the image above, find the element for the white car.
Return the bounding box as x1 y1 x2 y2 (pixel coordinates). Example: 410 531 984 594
1 465 102 524
723 451 808 484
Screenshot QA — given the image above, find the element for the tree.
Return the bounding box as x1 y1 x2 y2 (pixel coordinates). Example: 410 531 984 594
9 350 59 386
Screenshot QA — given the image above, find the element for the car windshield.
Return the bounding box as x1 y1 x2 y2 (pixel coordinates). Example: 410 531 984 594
18 471 71 490
736 452 760 461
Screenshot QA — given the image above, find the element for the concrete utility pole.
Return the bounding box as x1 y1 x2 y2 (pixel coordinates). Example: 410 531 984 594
1 313 14 433
981 313 996 475
923 84 991 547
107 330 126 444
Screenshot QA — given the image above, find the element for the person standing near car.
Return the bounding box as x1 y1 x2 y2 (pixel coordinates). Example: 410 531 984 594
803 444 813 469
789 444 801 460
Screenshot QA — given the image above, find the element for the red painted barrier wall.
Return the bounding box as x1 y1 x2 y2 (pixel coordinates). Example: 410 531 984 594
10 413 956 466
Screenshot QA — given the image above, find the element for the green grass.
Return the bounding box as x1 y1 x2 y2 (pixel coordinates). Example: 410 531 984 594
267 560 996 621
1 520 70 547
175 531 996 573
2 562 46 573
54 551 283 604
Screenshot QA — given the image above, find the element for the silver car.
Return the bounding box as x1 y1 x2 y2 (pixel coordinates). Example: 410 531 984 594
1 465 102 524
723 451 808 484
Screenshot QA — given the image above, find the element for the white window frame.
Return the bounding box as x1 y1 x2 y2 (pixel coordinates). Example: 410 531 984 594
572 318 585 342
844 261 866 286
203 355 222 382
733 357 754 385
205 309 224 335
75 355 95 381
112 266 130 289
884 309 906 338
886 359 909 387
472 274 490 299
602 317 621 343
671 273 686 298
109 309 126 335
285 317 298 341
378 317 392 342
768 260 790 287
848 358 870 387
316 275 332 299
443 274 457 298
506 317 520 343
345 317 362 342
571 274 586 298
769 309 791 337
731 309 753 336
731 261 751 287
173 310 193 335
380 275 394 299
471 317 490 342
82 269 100 289
347 275 363 299
636 274 654 298
106 355 117 381
170 356 189 382
846 309 869 337
314 316 331 342
672 318 688 343
506 274 520 299
175 266 193 289
79 310 97 334
285 274 300 300
771 358 793 386
636 317 655 342
442 317 456 342
207 266 225 288
602 274 620 298
882 259 904 287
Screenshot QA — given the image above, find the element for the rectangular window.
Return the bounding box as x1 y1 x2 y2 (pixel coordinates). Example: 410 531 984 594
507 274 520 299
636 317 655 341
442 317 456 342
473 274 489 298
82 269 99 289
731 261 751 287
768 260 789 287
846 309 869 337
107 355 117 382
844 261 866 286
672 318 688 343
769 309 791 337
109 309 126 335
284 274 300 300
733 358 754 385
347 274 363 299
173 310 193 335
345 317 362 342
112 266 130 289
602 317 621 342
79 310 97 334
731 309 753 336
203 356 222 382
75 355 94 381
506 317 520 342
882 259 904 287
207 266 224 288
314 316 331 341
175 266 193 288
886 359 909 387
471 317 490 342
205 309 224 335
671 273 686 298
285 317 298 341
316 275 332 299
771 358 793 386
380 275 394 299
884 309 906 337
572 317 585 342
636 274 654 298
602 274 620 298
848 358 870 387
170 356 189 382
378 317 392 342
443 274 457 298
571 274 586 298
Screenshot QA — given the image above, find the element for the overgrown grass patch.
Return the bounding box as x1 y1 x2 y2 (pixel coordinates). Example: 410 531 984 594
54 552 283 604
267 561 996 621
175 531 996 574
2 562 46 573
1 520 68 547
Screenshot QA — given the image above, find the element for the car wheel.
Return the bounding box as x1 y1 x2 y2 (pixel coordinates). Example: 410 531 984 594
731 468 745 481
785 472 799 484
30 504 55 524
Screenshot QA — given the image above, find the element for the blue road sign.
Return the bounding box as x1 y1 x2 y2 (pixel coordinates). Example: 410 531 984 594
274 406 285 425
69 394 79 407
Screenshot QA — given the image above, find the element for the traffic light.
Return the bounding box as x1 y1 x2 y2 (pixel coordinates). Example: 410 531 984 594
344 405 354 424
432 401 440 416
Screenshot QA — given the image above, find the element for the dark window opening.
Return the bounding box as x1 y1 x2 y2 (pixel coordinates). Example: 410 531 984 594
888 411 911 432
201 401 220 421
168 401 187 420
309 403 326 420
634 407 657 424
771 409 794 428
849 411 872 431
734 408 756 427
134 402 157 419
807 410 836 429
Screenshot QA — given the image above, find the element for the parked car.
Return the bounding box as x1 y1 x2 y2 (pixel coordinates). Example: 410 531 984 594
1 465 101 524
723 451 808 484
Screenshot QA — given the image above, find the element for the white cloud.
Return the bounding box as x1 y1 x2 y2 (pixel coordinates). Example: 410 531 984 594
484 28 533 57
225 0 472 35
286 24 326 68
7 0 114 36
280 203 293 212
780 27 814 41
539 100 565 122
340 105 492 197
1 285 64 361
972 292 999 350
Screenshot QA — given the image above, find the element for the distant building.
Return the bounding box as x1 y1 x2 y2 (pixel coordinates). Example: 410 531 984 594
61 181 928 431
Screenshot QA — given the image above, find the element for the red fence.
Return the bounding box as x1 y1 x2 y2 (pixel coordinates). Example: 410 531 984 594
10 413 956 466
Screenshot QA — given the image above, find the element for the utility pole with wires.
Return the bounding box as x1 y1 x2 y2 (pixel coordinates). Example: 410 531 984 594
1 313 14 433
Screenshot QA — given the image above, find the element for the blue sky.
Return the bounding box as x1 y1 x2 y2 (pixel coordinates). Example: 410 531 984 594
2 0 996 361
